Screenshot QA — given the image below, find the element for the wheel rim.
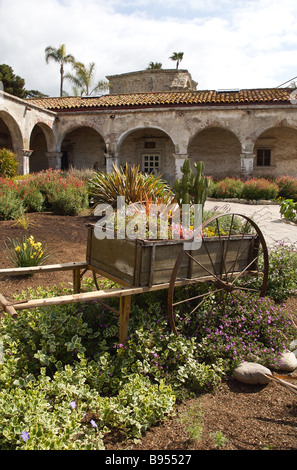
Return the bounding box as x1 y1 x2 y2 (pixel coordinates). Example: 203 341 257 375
167 213 269 335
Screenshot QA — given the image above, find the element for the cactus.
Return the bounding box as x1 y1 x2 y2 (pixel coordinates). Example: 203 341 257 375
174 158 209 209
192 161 210 207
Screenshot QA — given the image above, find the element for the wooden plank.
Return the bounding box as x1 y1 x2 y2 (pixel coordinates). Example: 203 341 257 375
73 268 81 294
0 261 89 277
119 295 132 343
0 294 18 318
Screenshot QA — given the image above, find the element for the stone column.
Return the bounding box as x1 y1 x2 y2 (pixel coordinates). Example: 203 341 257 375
46 152 63 170
104 152 119 172
172 154 188 180
16 149 33 175
240 153 255 180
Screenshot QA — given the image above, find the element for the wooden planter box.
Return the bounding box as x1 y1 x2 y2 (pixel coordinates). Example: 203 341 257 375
87 225 258 288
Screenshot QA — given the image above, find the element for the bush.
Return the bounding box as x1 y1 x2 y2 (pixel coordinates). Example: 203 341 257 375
276 175 297 201
212 178 244 199
175 288 296 371
0 178 25 220
0 148 18 178
241 178 279 200
18 182 45 212
24 169 89 215
280 199 297 222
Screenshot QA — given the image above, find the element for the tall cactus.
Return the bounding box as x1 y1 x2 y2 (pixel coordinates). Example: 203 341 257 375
174 158 193 206
174 158 209 209
192 161 209 207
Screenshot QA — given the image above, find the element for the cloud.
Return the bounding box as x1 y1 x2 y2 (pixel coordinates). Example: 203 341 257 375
1 0 297 96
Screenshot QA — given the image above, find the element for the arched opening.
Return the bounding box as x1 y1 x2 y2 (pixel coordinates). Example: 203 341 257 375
0 117 13 149
188 127 242 178
0 111 23 151
30 124 51 172
254 126 297 177
60 126 106 171
118 127 175 184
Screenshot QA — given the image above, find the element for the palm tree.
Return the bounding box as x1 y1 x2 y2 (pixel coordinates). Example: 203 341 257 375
169 52 184 70
64 61 109 96
147 62 162 69
45 44 75 96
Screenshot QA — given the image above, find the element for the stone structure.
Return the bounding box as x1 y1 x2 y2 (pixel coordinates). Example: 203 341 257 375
0 68 297 184
106 69 198 94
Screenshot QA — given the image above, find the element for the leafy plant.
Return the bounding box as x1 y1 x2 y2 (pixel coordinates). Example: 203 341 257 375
280 199 297 223
0 178 25 220
5 235 49 268
89 163 173 208
0 148 18 178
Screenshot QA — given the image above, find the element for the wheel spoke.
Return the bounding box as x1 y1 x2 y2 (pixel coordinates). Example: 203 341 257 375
172 288 223 307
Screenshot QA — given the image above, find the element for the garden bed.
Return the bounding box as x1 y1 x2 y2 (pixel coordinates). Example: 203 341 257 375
0 212 296 450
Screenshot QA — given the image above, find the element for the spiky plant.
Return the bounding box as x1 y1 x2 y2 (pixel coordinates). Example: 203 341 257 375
88 163 173 208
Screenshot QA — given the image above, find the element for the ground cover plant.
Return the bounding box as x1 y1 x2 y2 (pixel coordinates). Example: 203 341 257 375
0 250 296 450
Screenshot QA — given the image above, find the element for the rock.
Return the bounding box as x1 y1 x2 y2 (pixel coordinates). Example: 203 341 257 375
276 351 297 372
233 362 272 385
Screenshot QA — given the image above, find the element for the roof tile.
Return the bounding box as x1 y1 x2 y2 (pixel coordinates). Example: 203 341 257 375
28 88 292 111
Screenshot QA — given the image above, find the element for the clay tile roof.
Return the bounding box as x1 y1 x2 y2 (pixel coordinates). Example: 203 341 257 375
28 88 292 111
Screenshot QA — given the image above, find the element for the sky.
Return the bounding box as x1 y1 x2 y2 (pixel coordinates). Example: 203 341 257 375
1 0 297 97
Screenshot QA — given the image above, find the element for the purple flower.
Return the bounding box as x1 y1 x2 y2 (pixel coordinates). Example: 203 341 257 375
90 419 97 428
70 401 76 409
21 431 30 442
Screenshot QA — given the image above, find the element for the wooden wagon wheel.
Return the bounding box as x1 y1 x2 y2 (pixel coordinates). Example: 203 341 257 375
167 213 269 335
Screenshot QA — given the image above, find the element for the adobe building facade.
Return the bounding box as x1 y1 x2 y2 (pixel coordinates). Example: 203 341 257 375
1 68 297 184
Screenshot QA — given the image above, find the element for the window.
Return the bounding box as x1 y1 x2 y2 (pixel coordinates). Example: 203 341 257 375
144 142 156 149
256 149 271 166
142 154 160 174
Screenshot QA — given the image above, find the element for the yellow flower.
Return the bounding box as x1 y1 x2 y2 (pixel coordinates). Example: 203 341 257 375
23 243 27 250
15 246 21 252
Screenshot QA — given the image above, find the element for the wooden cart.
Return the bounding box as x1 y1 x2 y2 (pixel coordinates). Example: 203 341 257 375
0 213 268 342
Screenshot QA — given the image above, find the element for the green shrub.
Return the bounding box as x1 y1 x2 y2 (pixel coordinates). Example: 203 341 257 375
30 169 89 215
176 288 296 371
48 185 89 215
212 178 244 199
276 175 297 201
0 148 18 178
280 199 297 222
0 178 24 220
242 178 279 200
18 182 45 212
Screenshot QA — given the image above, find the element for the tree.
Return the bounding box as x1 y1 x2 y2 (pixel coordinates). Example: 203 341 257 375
147 62 162 69
45 44 75 97
64 61 109 96
0 64 26 98
169 52 184 70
